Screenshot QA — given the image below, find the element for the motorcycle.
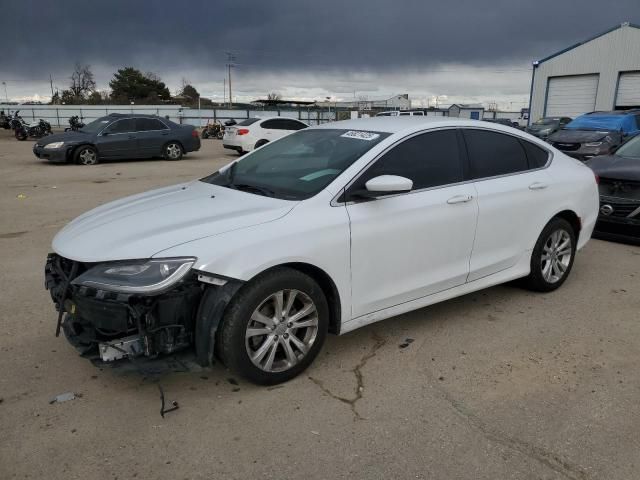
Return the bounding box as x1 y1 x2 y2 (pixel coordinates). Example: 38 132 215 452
65 115 85 132
201 121 224 139
12 112 52 141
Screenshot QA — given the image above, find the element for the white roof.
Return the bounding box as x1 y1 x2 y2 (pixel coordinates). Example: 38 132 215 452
313 116 486 134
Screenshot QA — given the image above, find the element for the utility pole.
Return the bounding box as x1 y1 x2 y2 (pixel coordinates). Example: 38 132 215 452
223 78 226 107
2 81 7 104
225 52 236 108
49 74 54 100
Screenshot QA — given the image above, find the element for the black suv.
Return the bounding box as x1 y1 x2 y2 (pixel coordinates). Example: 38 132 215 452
33 114 201 165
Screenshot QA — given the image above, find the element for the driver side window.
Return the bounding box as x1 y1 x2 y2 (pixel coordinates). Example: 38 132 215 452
349 129 464 194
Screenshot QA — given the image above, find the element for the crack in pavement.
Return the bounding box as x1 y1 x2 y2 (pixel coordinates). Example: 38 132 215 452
429 375 590 480
309 332 386 420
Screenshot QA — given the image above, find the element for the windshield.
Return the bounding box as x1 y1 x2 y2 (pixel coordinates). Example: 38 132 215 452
615 135 640 158
534 118 558 126
201 128 390 200
565 115 625 131
79 117 111 133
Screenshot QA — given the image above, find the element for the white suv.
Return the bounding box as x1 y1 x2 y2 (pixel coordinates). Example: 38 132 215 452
223 117 308 154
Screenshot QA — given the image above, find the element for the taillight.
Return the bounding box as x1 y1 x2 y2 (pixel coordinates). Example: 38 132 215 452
237 128 249 135
192 129 199 138
594 173 600 184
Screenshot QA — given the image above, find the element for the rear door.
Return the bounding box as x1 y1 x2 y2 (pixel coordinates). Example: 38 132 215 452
462 128 553 281
135 117 170 156
96 118 137 158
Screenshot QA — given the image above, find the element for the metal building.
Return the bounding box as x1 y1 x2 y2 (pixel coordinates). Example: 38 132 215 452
529 22 640 124
447 104 484 119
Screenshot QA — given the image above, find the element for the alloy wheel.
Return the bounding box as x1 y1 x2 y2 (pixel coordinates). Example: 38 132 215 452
78 148 97 165
540 229 572 284
245 289 319 373
166 143 181 159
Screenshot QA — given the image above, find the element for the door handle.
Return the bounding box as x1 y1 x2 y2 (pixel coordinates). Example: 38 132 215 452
529 182 548 190
447 194 473 204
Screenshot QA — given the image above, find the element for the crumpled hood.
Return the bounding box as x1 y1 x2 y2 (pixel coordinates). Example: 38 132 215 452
34 131 90 146
548 129 614 143
584 155 640 181
53 181 296 262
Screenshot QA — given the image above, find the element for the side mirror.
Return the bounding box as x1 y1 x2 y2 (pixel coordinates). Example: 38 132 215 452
101 131 110 136
349 175 413 200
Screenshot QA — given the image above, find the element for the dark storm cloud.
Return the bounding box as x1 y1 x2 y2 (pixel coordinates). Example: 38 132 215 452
3 0 640 79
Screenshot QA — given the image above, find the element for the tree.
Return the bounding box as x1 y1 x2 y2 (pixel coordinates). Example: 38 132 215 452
109 67 171 103
180 84 200 102
60 89 78 104
267 92 281 101
69 63 96 99
87 91 104 105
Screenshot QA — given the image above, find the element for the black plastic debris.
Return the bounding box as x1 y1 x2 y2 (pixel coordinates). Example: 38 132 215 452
158 385 179 418
399 338 415 349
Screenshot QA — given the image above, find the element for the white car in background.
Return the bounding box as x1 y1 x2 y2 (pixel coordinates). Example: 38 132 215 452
223 117 308 154
46 117 599 385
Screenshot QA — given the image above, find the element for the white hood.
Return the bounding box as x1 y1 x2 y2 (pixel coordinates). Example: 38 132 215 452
52 181 296 262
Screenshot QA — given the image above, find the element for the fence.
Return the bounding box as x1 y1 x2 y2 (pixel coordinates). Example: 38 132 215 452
0 104 337 128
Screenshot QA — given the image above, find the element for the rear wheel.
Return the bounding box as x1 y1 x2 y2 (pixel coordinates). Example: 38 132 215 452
524 217 576 292
254 139 269 149
163 142 183 160
202 130 210 139
217 268 329 385
15 129 27 141
74 145 98 165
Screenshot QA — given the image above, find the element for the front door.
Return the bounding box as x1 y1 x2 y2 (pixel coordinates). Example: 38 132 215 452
97 118 137 158
345 129 478 318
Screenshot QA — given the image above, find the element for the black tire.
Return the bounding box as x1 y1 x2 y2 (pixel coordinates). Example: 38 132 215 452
202 130 209 139
74 145 99 165
217 267 329 385
524 217 576 292
254 139 269 150
15 129 27 141
163 141 183 160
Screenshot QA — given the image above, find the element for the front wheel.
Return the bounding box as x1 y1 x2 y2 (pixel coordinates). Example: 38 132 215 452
202 130 209 139
163 142 183 160
74 145 99 165
15 129 27 141
217 268 329 385
524 217 576 292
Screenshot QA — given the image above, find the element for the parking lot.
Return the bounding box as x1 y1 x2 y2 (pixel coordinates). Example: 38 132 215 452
1 130 639 480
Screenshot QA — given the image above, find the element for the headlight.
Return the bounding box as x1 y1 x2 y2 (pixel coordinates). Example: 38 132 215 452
584 141 602 147
539 129 551 135
71 257 196 294
44 141 64 149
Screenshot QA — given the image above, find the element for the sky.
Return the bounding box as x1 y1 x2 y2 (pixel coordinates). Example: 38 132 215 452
2 0 639 109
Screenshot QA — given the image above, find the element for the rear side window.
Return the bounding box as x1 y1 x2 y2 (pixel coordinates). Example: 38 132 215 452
521 140 549 168
463 129 529 179
261 119 288 130
136 118 168 131
280 119 307 131
354 129 464 191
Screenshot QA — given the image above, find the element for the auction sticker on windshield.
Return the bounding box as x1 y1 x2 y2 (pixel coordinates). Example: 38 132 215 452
341 130 380 141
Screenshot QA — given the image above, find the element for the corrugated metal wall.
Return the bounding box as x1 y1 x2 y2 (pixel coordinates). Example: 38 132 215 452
530 24 640 122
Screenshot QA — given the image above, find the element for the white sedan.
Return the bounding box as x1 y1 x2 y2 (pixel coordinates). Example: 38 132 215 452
46 117 599 384
223 117 308 154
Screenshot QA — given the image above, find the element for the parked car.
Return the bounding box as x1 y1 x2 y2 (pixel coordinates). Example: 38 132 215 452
376 111 425 117
483 118 519 128
585 134 640 243
45 117 598 384
526 116 572 140
548 110 640 160
223 117 308 154
32 113 200 165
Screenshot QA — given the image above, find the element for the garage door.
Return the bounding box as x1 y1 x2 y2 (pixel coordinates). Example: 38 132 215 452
616 72 640 108
545 75 599 118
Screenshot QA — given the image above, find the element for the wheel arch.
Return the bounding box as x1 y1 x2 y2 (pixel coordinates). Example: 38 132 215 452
552 209 581 241
163 139 184 152
69 142 97 162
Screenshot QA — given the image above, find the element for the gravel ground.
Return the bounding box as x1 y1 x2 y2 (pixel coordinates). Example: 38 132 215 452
1 129 639 480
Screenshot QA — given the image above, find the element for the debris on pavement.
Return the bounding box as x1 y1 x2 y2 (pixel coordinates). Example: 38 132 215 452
399 338 415 349
49 392 77 404
158 385 179 418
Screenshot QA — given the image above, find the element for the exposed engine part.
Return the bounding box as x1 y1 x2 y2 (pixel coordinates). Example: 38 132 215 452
99 335 143 362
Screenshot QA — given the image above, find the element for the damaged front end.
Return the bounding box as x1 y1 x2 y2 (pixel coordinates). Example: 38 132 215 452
45 253 239 367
